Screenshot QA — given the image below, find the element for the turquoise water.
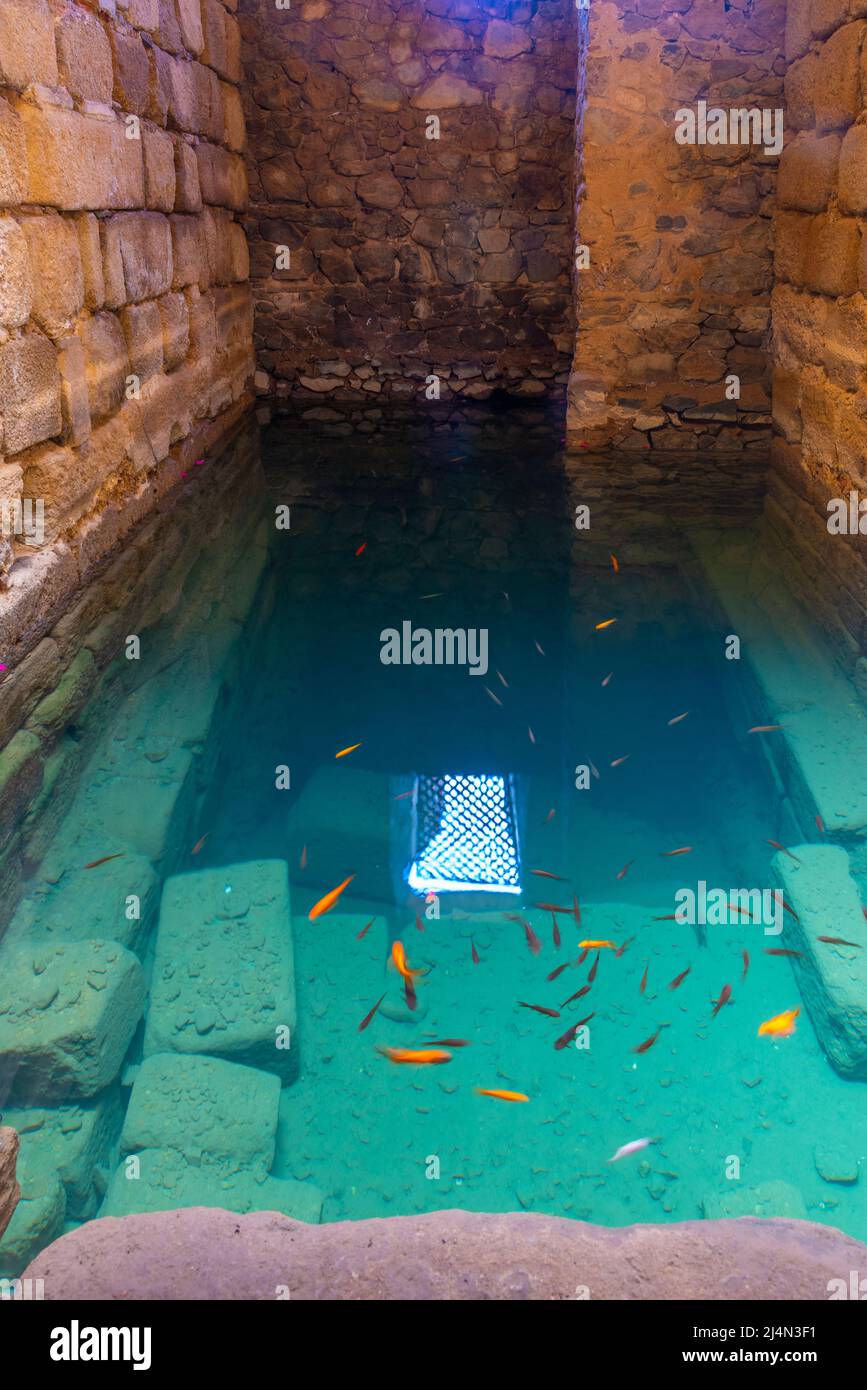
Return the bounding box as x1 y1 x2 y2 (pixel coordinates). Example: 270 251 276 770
2 409 866 1273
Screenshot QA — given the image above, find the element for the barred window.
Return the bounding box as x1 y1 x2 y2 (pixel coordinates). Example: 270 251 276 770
407 773 521 895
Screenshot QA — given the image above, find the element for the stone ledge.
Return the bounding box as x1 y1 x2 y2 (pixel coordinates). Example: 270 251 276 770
23 1206 867 1300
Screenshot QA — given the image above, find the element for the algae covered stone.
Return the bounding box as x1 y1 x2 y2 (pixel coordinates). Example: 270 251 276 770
101 1148 322 1224
0 940 145 1102
121 1053 280 1169
143 860 297 1080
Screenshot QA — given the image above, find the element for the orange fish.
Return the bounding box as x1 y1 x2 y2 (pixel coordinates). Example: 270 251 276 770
595 619 617 630
335 743 362 758
633 1026 666 1054
83 853 124 870
758 1008 799 1038
578 939 616 950
519 1001 560 1018
711 984 732 1018
471 938 481 965
661 847 692 857
378 1046 451 1065
546 962 570 983
639 963 648 994
766 840 800 862
391 940 424 984
522 919 542 956
817 936 862 948
475 1088 529 1102
667 712 689 726
358 993 386 1032
668 966 691 990
354 542 366 556
610 554 619 573
531 869 567 881
741 949 750 981
191 834 209 856
308 875 355 920
356 918 375 940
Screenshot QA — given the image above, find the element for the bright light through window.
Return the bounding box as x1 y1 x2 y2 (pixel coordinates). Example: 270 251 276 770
408 773 521 895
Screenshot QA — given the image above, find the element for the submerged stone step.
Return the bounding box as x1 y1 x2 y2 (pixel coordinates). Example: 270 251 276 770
120 1054 281 1170
4 848 159 956
286 764 394 902
772 845 867 1079
101 1149 322 1225
143 860 297 1081
0 940 145 1103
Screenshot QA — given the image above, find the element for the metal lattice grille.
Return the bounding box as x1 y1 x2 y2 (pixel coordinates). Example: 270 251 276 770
408 773 521 894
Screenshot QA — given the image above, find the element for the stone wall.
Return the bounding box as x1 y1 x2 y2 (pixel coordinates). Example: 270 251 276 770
568 0 784 451
240 0 577 415
0 0 254 594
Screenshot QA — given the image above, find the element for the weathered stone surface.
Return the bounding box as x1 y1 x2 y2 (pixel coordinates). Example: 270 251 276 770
773 846 867 1078
101 1150 322 1223
19 214 85 338
0 0 58 90
0 215 31 327
144 860 296 1080
18 104 144 212
0 939 145 1102
80 311 130 422
56 8 114 104
0 335 62 454
0 1128 19 1243
0 96 27 205
24 1208 867 1301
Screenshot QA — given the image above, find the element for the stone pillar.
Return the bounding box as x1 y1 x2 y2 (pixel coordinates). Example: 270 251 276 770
568 0 783 452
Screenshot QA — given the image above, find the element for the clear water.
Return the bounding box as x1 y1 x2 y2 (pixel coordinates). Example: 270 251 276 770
2 408 866 1273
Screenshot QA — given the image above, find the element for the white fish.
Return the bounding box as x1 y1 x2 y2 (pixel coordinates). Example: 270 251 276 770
607 1137 654 1164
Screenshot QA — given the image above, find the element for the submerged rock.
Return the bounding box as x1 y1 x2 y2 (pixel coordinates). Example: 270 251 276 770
814 1142 860 1185
0 1127 19 1242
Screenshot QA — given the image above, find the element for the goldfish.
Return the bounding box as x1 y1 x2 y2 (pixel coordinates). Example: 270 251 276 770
415 912 424 933
522 919 542 956
766 840 800 862
779 895 801 924
573 894 581 925
393 790 414 801
748 724 785 734
404 979 417 1012
711 984 732 1018
758 1008 799 1038
576 948 589 965
588 952 600 984
554 1021 581 1050
610 554 619 573
299 843 308 870
191 834 209 856
578 939 616 950
595 619 617 630
378 1046 451 1065
610 755 630 768
561 983 591 1007
608 1138 654 1163
543 807 556 824
308 875 355 920
741 949 750 981
615 937 633 958
534 641 545 656
535 902 571 914
640 962 649 994
358 993 386 1032
528 726 536 744
602 671 613 687
668 966 691 990
519 1002 560 1018
765 948 803 959
497 670 509 688
661 847 692 857
546 962 570 983
335 743 362 758
391 940 424 984
356 918 375 940
354 542 366 556
484 686 504 707
817 936 862 948
425 1038 470 1047
475 1088 529 1102
616 861 634 880
667 712 689 726
531 869 567 881
552 915 561 949
471 939 481 965
633 1025 666 1053
83 853 124 870
816 815 825 834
